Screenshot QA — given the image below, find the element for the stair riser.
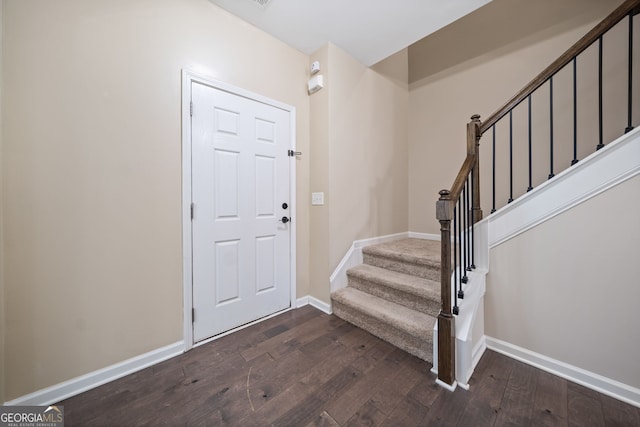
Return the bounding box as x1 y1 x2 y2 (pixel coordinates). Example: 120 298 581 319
332 300 432 363
347 275 440 318
363 253 439 282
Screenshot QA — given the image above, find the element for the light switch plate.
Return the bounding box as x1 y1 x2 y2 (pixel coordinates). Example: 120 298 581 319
311 192 324 206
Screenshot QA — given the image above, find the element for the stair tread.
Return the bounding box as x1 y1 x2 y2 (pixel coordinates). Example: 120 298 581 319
362 238 440 266
347 264 440 302
331 287 437 336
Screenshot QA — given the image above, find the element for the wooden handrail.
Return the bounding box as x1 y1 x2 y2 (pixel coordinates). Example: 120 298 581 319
448 155 475 205
480 0 640 134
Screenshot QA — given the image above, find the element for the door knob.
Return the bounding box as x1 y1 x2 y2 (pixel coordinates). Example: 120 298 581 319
280 216 290 224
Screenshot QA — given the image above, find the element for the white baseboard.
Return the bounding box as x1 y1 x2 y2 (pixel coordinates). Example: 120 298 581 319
408 232 440 241
486 336 640 409
297 295 332 314
353 232 410 248
3 297 333 407
4 341 184 406
435 378 458 392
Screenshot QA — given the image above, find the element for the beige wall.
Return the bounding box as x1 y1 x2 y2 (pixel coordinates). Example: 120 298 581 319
0 0 5 405
308 45 331 303
485 175 640 388
327 45 409 270
408 0 625 234
1 0 310 400
307 44 409 303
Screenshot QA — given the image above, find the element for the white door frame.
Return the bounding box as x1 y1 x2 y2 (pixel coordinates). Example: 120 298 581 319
181 70 297 351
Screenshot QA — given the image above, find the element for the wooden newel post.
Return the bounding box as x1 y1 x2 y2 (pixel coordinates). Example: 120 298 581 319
468 114 483 224
436 189 455 386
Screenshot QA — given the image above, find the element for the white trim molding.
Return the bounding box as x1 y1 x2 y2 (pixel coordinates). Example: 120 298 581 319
486 337 640 409
435 378 458 392
4 342 184 406
296 295 332 314
408 232 440 241
181 70 194 351
487 127 640 248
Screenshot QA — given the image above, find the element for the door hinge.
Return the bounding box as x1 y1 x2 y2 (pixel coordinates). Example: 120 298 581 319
190 202 194 220
190 101 193 117
192 308 195 322
287 150 302 157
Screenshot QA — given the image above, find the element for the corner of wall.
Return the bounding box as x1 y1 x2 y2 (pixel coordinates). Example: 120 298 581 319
370 48 409 88
307 42 412 304
308 44 332 304
326 43 410 272
0 0 6 404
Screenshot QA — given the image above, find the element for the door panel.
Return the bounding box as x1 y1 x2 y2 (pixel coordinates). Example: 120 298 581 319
191 82 291 342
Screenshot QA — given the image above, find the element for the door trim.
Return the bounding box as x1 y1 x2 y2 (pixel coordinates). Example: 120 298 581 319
181 70 297 351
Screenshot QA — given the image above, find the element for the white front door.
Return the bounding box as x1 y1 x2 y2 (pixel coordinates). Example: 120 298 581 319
191 81 292 342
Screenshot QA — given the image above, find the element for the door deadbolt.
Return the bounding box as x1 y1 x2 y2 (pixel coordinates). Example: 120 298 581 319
282 202 288 209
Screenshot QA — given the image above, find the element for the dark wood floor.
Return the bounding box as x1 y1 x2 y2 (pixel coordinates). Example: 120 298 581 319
58 305 640 426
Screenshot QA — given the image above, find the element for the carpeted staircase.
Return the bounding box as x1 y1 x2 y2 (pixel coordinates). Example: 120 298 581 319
331 238 441 362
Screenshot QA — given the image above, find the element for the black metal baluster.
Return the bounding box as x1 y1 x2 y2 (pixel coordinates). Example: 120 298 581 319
461 182 468 285
465 176 472 274
458 194 464 292
509 110 514 202
597 35 605 150
627 14 635 134
453 204 459 315
470 167 476 270
528 95 533 191
458 194 465 300
549 77 555 179
491 125 497 213
572 57 579 165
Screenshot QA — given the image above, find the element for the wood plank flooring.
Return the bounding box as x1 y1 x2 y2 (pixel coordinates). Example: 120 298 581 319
58 306 640 426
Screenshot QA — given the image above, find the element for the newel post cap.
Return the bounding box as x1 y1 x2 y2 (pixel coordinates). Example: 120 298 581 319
470 114 481 122
437 190 453 221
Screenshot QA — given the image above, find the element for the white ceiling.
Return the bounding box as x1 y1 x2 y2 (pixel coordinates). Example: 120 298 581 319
209 0 493 66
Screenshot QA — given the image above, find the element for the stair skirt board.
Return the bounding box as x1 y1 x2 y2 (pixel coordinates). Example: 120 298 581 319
487 127 640 248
